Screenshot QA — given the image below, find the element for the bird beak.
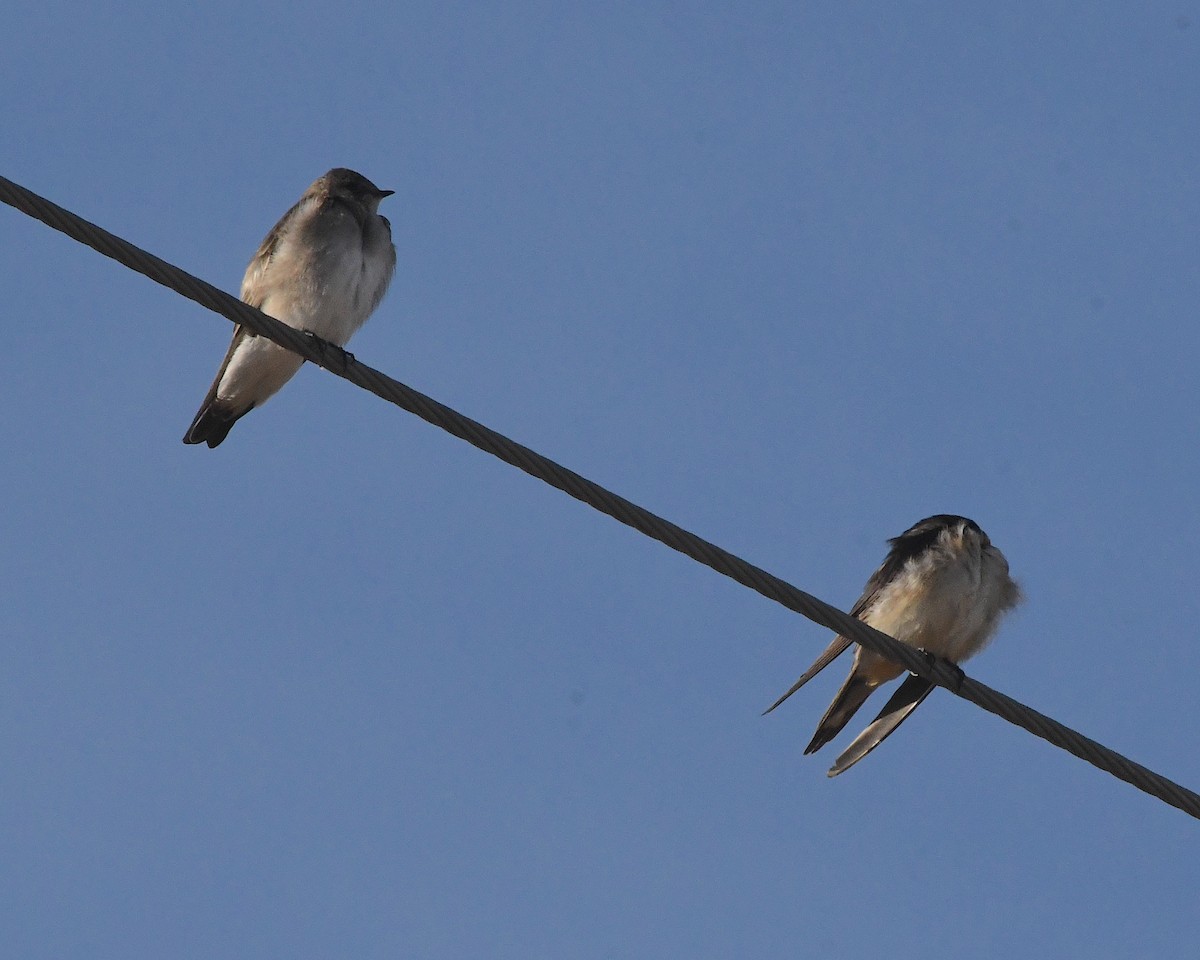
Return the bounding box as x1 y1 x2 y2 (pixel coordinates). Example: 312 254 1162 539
377 189 396 199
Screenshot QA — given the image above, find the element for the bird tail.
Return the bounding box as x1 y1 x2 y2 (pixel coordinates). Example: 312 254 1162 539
182 398 250 448
804 673 876 755
826 674 935 777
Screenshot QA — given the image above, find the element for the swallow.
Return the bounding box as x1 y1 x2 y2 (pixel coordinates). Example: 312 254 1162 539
183 168 396 447
765 514 1021 776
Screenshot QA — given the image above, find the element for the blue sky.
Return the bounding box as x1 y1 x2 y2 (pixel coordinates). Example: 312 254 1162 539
3 3 1199 957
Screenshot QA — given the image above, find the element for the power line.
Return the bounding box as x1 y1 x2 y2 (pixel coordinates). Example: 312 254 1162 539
3 172 1197 820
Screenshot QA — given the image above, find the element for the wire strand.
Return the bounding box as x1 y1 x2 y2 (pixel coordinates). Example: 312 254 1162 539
4 173 1197 819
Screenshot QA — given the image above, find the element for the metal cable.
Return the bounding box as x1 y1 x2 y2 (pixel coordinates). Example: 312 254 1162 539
4 172 1198 819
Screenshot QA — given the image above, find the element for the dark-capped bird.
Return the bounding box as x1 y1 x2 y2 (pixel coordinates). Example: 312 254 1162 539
765 515 1021 776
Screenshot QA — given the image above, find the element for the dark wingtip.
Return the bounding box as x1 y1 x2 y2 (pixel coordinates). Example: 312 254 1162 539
804 723 840 756
183 402 246 448
803 731 833 756
802 673 875 757
762 636 855 718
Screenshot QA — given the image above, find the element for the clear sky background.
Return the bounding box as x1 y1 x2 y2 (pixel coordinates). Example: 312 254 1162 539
3 3 1198 957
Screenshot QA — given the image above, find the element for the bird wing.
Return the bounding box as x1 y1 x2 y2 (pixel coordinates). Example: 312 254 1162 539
762 549 902 714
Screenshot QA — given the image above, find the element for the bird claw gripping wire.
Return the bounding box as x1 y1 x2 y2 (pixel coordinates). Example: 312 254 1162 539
302 329 356 374
916 648 967 693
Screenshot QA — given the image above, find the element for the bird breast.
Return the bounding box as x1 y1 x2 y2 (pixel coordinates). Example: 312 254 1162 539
864 542 1014 664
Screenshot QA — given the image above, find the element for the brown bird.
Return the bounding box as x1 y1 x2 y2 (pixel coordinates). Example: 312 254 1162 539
184 168 396 448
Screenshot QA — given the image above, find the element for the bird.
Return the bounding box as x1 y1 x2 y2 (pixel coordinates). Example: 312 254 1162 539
183 167 397 448
765 514 1021 776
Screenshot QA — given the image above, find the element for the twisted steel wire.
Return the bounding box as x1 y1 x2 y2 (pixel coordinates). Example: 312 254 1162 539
4 173 1197 819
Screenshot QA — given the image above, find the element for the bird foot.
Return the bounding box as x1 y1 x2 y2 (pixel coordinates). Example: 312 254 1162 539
915 649 966 693
302 330 356 372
